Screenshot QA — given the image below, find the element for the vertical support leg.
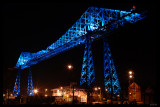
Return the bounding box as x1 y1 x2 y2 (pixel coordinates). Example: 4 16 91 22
13 67 21 97
103 38 121 95
80 35 96 87
27 67 34 96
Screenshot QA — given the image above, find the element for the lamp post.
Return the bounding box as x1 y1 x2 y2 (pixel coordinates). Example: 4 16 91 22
67 64 75 104
98 87 101 102
128 70 136 103
94 87 101 102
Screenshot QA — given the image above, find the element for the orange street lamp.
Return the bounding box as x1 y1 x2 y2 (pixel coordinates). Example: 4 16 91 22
129 71 133 75
95 87 98 91
68 64 73 70
34 89 38 94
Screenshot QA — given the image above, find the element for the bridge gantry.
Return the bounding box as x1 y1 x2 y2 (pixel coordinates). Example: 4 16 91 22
13 7 145 97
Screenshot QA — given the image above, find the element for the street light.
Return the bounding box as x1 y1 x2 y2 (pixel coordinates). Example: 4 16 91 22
34 89 38 94
67 64 73 70
98 87 101 90
128 70 136 103
129 71 133 75
105 89 107 92
94 87 101 102
45 89 48 92
67 64 75 103
129 75 133 79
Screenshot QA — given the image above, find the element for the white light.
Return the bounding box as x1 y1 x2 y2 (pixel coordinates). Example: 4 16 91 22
129 75 133 78
34 89 38 94
68 65 73 69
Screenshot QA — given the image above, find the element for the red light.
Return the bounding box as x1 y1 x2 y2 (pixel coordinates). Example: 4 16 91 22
133 5 136 9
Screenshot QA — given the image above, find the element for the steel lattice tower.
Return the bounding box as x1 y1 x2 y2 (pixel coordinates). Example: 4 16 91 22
103 38 121 94
27 67 34 96
13 67 21 97
80 34 96 87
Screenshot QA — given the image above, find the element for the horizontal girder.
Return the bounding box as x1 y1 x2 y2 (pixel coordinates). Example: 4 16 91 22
15 7 145 69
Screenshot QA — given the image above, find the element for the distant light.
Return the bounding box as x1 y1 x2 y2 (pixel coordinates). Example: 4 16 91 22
98 87 101 90
95 87 98 91
68 65 73 69
129 75 133 78
45 89 48 92
45 94 48 97
34 89 38 94
60 87 63 89
129 71 133 75
133 5 136 9
105 89 107 91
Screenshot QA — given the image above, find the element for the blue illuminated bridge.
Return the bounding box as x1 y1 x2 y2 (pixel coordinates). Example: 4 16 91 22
13 7 146 97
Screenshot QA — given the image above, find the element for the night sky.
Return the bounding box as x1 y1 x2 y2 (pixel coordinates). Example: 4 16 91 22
2 1 156 96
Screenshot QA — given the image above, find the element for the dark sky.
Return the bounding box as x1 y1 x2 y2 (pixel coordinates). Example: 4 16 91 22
2 1 156 96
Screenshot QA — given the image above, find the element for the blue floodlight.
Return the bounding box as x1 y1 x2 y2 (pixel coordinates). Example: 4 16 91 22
13 7 145 96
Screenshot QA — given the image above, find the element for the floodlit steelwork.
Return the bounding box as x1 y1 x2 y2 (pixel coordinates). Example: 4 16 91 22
103 38 121 94
13 7 145 96
80 35 96 87
27 67 34 96
15 7 145 69
13 68 21 97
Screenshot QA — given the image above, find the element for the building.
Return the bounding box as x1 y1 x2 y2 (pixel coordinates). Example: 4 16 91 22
128 82 141 103
51 86 87 103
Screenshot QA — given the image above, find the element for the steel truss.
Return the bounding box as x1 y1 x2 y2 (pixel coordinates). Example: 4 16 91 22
13 7 145 96
103 38 121 94
15 7 145 69
13 68 21 97
27 67 34 96
80 35 96 87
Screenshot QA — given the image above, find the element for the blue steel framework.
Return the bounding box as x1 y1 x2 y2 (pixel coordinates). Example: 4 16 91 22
27 67 34 96
103 38 121 94
80 35 96 87
13 7 145 96
13 67 21 97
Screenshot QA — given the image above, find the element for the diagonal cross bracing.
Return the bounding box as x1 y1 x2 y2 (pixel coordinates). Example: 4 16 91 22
15 7 145 69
